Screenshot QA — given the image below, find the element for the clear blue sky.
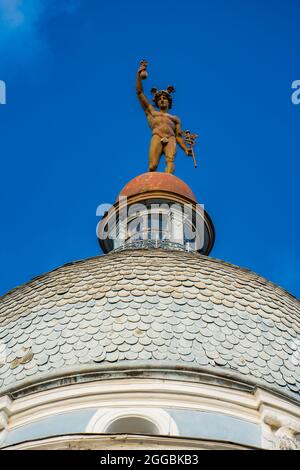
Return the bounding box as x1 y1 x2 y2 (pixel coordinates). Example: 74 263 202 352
0 0 299 298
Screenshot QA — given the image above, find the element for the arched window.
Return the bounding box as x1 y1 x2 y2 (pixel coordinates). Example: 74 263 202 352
86 408 179 436
106 417 159 435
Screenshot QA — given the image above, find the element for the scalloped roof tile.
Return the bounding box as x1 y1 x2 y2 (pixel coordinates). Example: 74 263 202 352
0 249 299 398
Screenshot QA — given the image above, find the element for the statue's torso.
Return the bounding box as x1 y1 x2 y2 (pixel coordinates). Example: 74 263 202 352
147 110 178 138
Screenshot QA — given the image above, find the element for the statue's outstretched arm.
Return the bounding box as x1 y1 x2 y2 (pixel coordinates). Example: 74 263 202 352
136 60 152 112
175 119 193 156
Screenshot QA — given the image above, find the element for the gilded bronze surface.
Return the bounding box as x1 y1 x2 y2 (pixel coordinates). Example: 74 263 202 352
136 60 196 174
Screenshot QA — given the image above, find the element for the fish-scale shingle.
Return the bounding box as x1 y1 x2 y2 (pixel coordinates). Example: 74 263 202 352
0 249 299 399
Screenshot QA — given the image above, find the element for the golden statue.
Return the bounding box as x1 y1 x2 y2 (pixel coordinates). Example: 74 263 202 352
136 60 197 174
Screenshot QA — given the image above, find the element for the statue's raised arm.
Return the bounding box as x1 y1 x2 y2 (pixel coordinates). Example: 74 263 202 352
136 60 152 112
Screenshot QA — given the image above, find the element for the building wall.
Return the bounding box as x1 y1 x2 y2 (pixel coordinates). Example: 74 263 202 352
1 377 300 449
2 408 260 448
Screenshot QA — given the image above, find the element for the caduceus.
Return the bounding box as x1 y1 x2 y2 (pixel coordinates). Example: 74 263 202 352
180 130 198 168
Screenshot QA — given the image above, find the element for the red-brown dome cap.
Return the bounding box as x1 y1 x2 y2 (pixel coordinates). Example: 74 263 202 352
118 172 197 203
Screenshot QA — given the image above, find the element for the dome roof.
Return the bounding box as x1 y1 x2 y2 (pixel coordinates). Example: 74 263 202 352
0 249 299 399
118 172 197 202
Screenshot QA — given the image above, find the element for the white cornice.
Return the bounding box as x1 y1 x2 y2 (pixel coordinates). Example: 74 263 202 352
8 378 260 428
2 433 254 450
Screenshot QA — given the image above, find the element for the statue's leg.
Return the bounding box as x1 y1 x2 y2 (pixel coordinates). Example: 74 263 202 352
149 135 162 172
164 138 177 174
